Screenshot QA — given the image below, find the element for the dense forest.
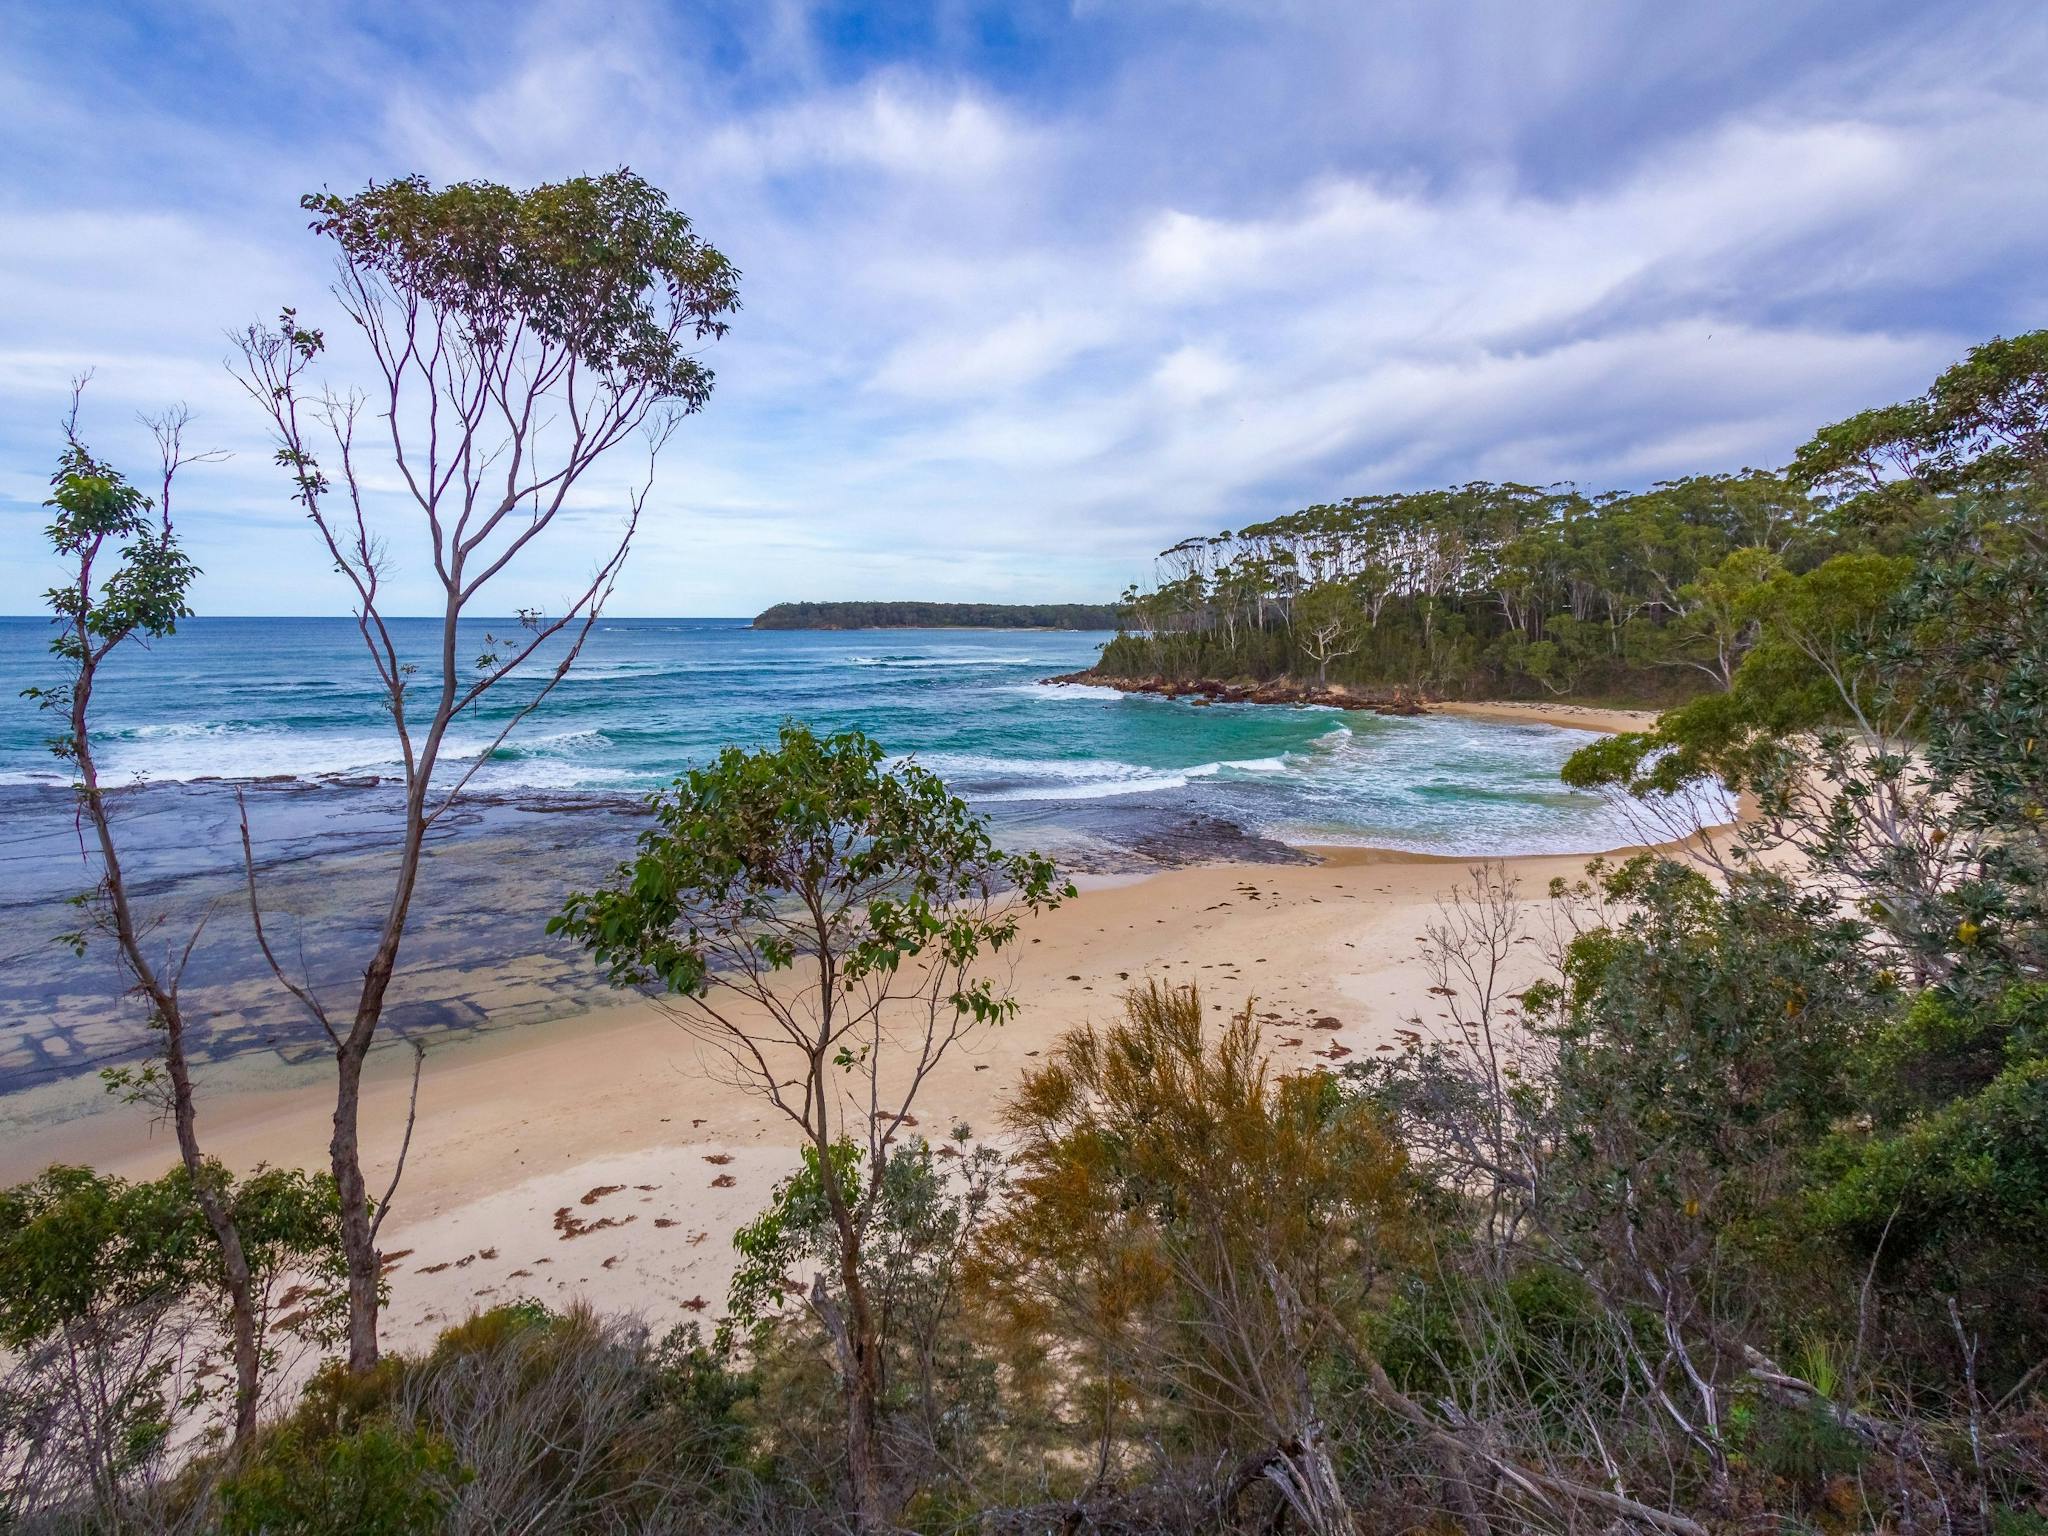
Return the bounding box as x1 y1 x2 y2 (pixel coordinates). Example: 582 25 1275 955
753 601 1119 630
7 163 2045 1536
1094 408 1948 702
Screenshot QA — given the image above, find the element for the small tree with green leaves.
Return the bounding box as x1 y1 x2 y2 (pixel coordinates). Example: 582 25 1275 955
17 389 297 1460
552 724 1069 1531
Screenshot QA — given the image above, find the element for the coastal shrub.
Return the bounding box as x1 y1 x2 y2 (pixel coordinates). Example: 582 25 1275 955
216 1420 463 1536
0 1162 347 1527
184 1302 765 1535
728 1135 1007 1515
976 983 1416 1535
393 1303 759 1532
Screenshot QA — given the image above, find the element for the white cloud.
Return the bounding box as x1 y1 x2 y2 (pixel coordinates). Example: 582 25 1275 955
705 80 1047 184
1 0 2043 617
869 305 1107 397
1150 344 1237 404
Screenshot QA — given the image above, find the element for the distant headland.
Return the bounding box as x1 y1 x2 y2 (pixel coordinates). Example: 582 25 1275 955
752 600 1119 630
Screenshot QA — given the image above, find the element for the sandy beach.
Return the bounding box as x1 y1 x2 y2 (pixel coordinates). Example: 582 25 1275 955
1 705 1671 1352
1430 700 1659 733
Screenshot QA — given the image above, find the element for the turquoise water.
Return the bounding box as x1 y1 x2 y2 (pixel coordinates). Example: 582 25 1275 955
0 615 1709 855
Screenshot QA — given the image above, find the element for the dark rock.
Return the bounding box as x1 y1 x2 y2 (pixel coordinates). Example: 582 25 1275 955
1040 671 1432 716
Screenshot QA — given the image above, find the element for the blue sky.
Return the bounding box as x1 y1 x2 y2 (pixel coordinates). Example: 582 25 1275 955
2 0 2044 617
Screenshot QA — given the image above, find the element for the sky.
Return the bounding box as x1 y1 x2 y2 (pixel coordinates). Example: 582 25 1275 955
1 0 2044 618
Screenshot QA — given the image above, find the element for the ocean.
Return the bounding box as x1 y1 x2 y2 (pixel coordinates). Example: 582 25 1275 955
1 615 1674 852
0 616 1722 1099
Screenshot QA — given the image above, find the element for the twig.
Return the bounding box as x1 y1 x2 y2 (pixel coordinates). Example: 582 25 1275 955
237 792 338 1046
368 1039 427 1246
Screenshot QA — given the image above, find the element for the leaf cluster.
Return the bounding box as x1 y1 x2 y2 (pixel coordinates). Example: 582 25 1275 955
24 437 199 760
303 168 740 408
552 723 1070 1010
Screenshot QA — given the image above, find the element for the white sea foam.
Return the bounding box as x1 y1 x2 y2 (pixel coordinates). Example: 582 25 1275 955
1000 681 1130 701
0 620 1739 854
848 653 1040 669
899 750 1304 803
52 721 625 789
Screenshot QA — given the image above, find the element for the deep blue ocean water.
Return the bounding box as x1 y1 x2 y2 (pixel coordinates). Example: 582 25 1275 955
0 615 1708 854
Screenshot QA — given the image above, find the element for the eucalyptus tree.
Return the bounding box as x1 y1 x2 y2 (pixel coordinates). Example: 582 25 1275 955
1293 581 1366 685
1568 330 2048 984
553 725 1069 1531
233 170 739 1372
21 393 283 1455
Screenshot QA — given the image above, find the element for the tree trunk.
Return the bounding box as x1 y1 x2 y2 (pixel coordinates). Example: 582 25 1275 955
845 1340 887 1532
77 674 265 1452
165 1039 263 1450
332 791 432 1373
331 1043 381 1373
837 1205 888 1527
1278 1424 1354 1536
812 1266 888 1531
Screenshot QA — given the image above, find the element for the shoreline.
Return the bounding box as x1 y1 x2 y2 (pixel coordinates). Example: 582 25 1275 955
2 702 1698 1350
2 842 1656 1350
1043 670 1665 737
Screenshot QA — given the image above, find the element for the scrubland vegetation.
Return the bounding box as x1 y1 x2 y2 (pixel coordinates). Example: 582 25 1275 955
6 159 2044 1531
752 602 1120 630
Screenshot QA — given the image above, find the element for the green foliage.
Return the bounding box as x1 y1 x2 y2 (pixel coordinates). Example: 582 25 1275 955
1810 1052 2048 1260
194 1303 763 1535
22 432 199 765
553 723 1069 1005
731 1135 1002 1349
1556 339 2048 1404
555 725 1068 1527
1100 470 1859 699
752 600 1119 630
1371 1260 1619 1411
303 169 739 410
1733 1397 1867 1496
0 1163 346 1522
217 1420 464 1535
1551 858 1880 1184
1805 978 2048 1362
1888 502 2048 994
728 1140 864 1340
0 1166 214 1347
1104 337 2048 705
730 1136 1007 1500
1791 329 2048 509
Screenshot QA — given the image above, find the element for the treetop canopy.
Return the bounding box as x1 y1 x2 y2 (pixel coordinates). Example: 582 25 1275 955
303 168 741 408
